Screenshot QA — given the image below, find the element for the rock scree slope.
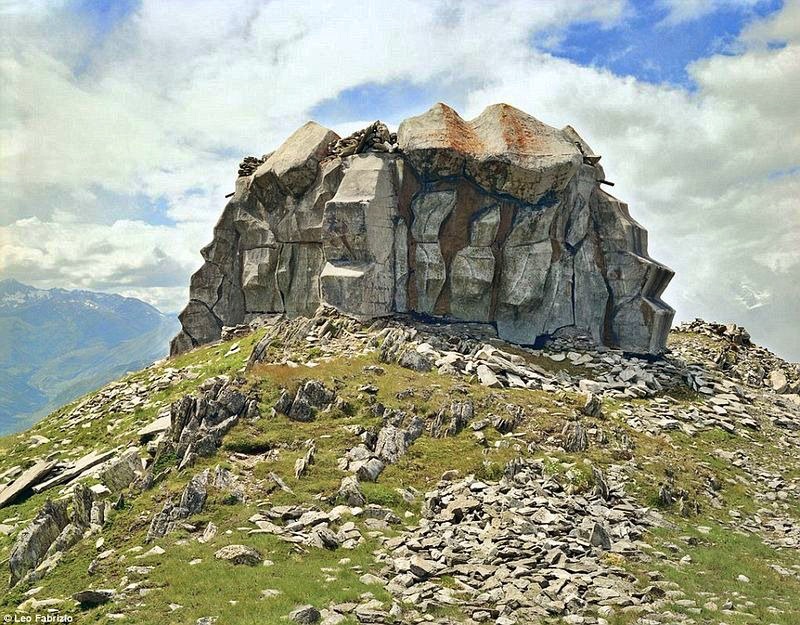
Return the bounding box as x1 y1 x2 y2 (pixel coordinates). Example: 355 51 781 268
2 310 800 624
171 103 674 357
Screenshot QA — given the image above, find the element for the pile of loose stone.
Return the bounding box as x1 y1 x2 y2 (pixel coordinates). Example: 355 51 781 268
376 325 675 397
676 319 799 394
7 308 800 622
374 320 799 442
677 319 753 346
237 155 267 177
666 322 800 433
710 446 800 551
244 307 800 445
246 305 370 367
29 365 196 439
149 375 260 474
324 120 399 159
244 502 402 551
375 459 674 625
247 306 678 399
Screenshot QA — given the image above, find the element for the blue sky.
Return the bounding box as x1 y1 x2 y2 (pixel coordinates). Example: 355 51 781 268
1 0 798 359
67 0 786 125
310 0 787 126
74 0 137 34
542 0 784 88
311 82 453 127
69 0 138 74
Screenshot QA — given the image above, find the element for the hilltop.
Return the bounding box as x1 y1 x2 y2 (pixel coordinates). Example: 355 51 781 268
0 309 798 625
1 105 797 625
0 279 179 434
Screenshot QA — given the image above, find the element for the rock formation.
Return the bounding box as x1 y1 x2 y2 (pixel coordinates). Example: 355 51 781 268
172 103 674 356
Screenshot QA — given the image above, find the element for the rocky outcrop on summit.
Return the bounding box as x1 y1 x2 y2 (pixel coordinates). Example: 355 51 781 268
172 103 673 356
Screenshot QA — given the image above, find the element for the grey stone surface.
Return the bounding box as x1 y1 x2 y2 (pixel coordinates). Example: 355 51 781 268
355 458 385 483
98 448 143 493
289 604 321 624
241 246 282 313
414 242 446 315
449 246 495 322
254 121 339 198
383 460 658 622
73 589 115 607
0 459 56 508
214 544 262 566
320 153 399 319
338 475 366 507
278 243 325 318
173 103 673 356
9 500 69 586
278 380 336 423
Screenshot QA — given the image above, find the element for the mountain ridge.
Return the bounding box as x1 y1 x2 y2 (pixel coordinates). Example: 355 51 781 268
1 107 798 624
0 280 179 434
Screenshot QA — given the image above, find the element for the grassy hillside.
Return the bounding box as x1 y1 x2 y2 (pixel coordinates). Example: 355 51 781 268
0 316 798 625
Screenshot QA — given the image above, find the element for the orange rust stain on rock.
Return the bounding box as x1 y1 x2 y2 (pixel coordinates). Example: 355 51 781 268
496 104 552 155
489 202 516 319
433 179 484 316
439 105 483 155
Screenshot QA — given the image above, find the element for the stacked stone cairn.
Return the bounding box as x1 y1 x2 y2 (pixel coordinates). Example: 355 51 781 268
324 120 399 159
237 155 267 177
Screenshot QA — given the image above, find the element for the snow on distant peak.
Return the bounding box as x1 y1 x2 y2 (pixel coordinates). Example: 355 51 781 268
0 280 50 309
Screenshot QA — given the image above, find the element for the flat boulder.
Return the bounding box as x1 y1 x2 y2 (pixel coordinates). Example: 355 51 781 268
0 460 56 508
137 414 170 440
214 544 262 566
255 122 339 197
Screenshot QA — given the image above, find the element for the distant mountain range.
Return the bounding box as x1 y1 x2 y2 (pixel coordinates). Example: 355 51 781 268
0 279 179 434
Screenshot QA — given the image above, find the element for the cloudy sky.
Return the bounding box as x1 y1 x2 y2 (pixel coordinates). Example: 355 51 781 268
1 0 798 360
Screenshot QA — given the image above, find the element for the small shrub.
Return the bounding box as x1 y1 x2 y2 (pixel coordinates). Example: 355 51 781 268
362 483 405 509
542 457 564 476
564 466 592 493
476 461 505 482
151 448 177 476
